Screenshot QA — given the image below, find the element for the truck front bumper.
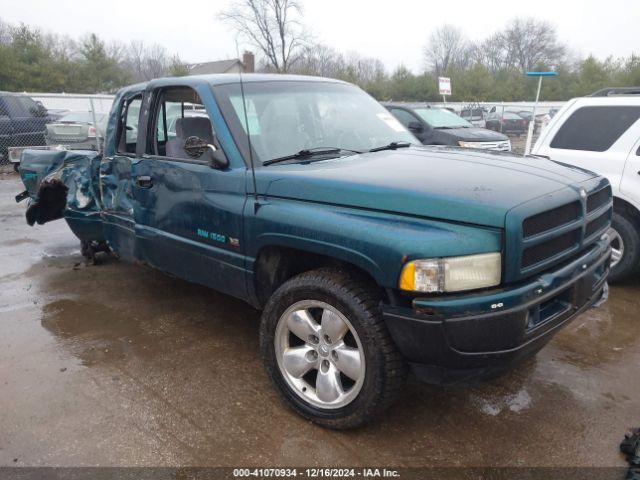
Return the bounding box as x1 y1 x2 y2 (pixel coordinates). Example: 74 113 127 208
382 238 611 384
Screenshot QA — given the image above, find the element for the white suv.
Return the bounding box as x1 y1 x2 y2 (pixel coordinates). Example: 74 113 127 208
532 88 640 281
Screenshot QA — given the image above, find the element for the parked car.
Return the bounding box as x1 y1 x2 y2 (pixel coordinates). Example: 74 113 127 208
514 110 533 121
535 112 551 131
0 92 48 169
485 111 529 135
460 107 487 128
16 74 611 429
45 111 108 150
44 108 71 122
532 87 640 281
385 103 510 151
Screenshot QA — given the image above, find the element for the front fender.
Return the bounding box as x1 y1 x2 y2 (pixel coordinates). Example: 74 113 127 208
245 198 503 289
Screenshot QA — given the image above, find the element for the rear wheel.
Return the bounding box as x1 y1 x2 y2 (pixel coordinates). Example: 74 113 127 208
259 268 406 429
80 240 110 265
608 212 640 282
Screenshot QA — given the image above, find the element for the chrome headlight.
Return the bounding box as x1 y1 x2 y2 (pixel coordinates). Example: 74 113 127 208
399 253 502 293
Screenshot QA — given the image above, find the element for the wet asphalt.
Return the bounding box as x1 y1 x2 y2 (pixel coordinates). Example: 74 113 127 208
0 172 638 467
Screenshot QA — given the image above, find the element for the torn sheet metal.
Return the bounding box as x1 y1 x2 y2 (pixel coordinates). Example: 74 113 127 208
19 149 102 227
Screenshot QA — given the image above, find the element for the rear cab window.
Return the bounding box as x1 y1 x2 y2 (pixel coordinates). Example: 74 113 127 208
550 106 640 152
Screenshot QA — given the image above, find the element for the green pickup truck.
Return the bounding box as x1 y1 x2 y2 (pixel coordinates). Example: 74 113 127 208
16 74 612 429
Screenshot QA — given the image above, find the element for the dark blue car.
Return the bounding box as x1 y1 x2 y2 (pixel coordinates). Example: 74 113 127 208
0 92 48 169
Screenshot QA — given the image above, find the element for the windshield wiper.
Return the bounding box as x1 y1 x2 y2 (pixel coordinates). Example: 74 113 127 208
263 147 360 166
369 141 412 153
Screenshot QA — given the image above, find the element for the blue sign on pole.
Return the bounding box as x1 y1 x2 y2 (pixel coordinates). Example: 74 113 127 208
526 71 559 77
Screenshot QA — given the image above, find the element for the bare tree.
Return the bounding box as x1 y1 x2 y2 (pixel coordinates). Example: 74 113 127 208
470 33 507 73
123 40 176 81
292 43 386 87
168 54 189 76
344 51 386 84
143 44 170 79
127 40 146 81
0 20 11 46
502 18 564 72
295 43 344 77
423 25 469 74
218 0 308 73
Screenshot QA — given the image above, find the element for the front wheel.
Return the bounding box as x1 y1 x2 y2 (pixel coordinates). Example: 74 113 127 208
259 268 406 429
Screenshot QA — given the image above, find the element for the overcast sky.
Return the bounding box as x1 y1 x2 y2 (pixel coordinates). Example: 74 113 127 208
2 0 638 72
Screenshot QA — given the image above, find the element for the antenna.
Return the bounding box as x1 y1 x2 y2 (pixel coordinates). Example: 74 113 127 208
236 41 259 211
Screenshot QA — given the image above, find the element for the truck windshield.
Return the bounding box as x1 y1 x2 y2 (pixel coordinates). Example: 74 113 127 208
214 81 417 164
414 108 473 129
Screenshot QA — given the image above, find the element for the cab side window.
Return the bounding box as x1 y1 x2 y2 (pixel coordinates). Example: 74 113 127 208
150 87 215 160
117 95 142 154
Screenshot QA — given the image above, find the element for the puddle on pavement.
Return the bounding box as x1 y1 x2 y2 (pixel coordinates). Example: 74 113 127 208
35 252 261 371
549 283 640 369
41 298 147 367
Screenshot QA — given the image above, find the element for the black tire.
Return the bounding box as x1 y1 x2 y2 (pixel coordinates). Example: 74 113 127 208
80 240 96 265
259 268 406 429
13 162 19 173
608 212 640 283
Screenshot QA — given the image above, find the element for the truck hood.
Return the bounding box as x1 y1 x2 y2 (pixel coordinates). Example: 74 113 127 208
255 147 597 228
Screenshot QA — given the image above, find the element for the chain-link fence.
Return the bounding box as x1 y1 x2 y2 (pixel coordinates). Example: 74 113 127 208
0 92 114 170
1 92 563 172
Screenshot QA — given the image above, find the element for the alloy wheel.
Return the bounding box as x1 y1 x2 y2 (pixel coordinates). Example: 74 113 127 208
608 227 625 268
274 300 366 409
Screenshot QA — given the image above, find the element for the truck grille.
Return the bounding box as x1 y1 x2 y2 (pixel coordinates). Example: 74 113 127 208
586 211 610 238
507 181 612 280
463 140 511 151
522 201 581 238
522 230 581 268
587 187 611 213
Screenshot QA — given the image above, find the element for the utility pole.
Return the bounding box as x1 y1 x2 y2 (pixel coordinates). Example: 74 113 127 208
524 70 558 156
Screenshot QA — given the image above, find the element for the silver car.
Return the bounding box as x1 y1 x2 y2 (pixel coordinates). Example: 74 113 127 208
45 111 107 150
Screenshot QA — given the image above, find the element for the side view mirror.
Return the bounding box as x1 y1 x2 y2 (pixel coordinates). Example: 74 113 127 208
34 101 48 117
408 121 424 133
183 136 229 169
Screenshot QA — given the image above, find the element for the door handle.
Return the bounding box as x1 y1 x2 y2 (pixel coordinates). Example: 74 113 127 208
136 175 153 188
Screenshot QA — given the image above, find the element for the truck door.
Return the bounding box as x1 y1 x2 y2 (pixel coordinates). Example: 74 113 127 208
100 91 143 260
130 84 248 299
